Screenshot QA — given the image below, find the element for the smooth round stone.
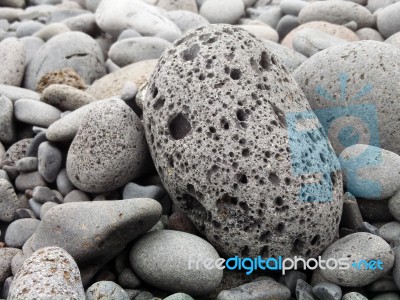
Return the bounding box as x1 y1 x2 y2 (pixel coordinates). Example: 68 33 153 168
123 182 165 201
5 218 40 248
8 247 85 300
293 41 400 155
21 37 43 65
130 230 222 296
14 99 61 128
282 21 359 48
16 20 45 37
339 145 400 200
62 13 98 36
293 28 348 57
356 28 384 41
312 282 342 300
0 96 15 144
33 22 71 41
200 0 244 24
39 201 58 219
367 0 397 13
67 99 149 193
238 24 279 42
0 248 20 287
38 142 62 183
143 24 343 258
86 281 129 300
1 276 12 299
118 29 141 40
251 6 282 28
56 168 74 196
109 37 171 67
15 171 46 192
342 292 368 300
166 10 209 33
41 84 97 111
0 8 23 22
321 233 394 286
86 60 157 100
367 276 399 292
0 38 25 86
276 15 299 40
24 32 106 91
95 0 181 42
29 198 42 218
63 190 90 203
377 2 400 38
164 293 194 300
385 32 400 50
0 178 19 222
0 84 40 102
157 0 197 12
118 268 141 289
280 0 307 16
379 222 400 243
16 157 38 173
121 82 138 101
372 293 400 300
32 186 59 204
298 1 374 29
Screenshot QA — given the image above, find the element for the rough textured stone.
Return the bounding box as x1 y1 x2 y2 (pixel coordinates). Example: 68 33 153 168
321 233 395 286
95 0 181 41
339 145 400 200
67 99 149 193
0 178 19 222
41 84 97 111
217 279 291 300
200 0 244 24
166 10 209 33
5 218 40 248
143 24 343 258
293 41 400 155
109 37 171 67
377 2 400 38
0 96 15 144
8 247 85 300
86 281 129 300
36 68 87 94
0 38 25 86
0 248 20 287
342 292 368 300
24 32 106 91
14 99 61 128
282 21 359 49
87 60 157 100
298 1 374 29
130 230 223 296
2 139 32 167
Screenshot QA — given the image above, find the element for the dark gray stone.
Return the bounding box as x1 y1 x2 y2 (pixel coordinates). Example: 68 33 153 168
0 276 12 299
312 282 342 300
276 15 299 40
357 222 379 235
296 279 316 300
26 132 47 158
367 276 399 292
118 268 141 289
358 198 394 222
38 142 62 183
279 270 307 296
28 198 42 218
32 186 59 204
15 171 46 193
341 192 364 231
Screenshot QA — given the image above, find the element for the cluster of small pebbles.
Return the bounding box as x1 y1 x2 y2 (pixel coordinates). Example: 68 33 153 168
0 0 400 299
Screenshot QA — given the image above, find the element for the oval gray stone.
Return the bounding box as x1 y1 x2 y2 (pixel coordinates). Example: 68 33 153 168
356 28 384 41
0 84 40 102
24 31 106 90
14 99 61 128
385 32 400 50
130 230 223 296
0 247 20 287
0 96 15 144
379 222 400 243
321 233 395 286
200 0 244 24
377 2 400 38
166 10 209 33
0 38 25 86
38 142 62 183
67 99 149 193
5 218 40 248
143 24 343 258
8 247 85 300
86 281 129 300
56 168 75 196
0 178 19 222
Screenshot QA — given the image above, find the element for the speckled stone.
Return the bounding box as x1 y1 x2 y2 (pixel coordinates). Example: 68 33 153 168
86 281 129 300
143 24 343 259
0 178 20 222
0 38 25 86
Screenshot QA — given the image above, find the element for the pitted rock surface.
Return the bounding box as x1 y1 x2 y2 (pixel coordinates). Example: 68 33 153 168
143 24 343 258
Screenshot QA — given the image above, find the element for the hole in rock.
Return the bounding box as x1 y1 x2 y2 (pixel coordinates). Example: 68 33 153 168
169 113 191 140
182 43 200 61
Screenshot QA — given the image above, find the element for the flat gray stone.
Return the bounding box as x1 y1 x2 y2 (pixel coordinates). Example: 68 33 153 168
24 31 106 91
5 218 40 248
67 99 149 193
356 28 384 41
166 10 209 33
321 233 395 286
14 99 61 128
130 230 223 296
86 281 129 300
15 171 47 192
0 84 40 102
8 247 85 300
16 20 45 37
32 186 59 204
0 38 25 86
16 157 38 172
0 96 15 144
377 2 400 38
200 0 244 24
280 0 307 16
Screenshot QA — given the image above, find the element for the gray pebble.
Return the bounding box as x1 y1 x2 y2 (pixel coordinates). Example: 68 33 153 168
63 189 90 203
200 0 244 24
0 84 40 102
26 131 47 158
109 37 171 67
86 281 129 300
0 178 19 222
321 233 394 286
0 0 25 8
85 0 102 12
166 10 209 33
56 168 74 196
279 270 307 296
38 142 62 183
0 276 12 299
372 293 400 300
385 32 400 50
62 13 99 36
0 8 23 22
33 22 70 41
380 222 400 243
15 171 46 192
296 279 316 300
276 15 299 40
0 248 20 287
8 247 85 300
130 230 223 296
0 38 25 87
16 157 38 172
14 99 61 128
0 170 9 183
377 2 400 38
251 6 282 28
118 29 141 40
28 198 42 218
14 208 36 220
0 96 15 144
342 292 368 300
355 28 384 41
164 293 194 300
357 222 380 235
15 20 45 37
121 82 138 101
135 291 154 300
32 186 59 204
5 218 40 248
341 192 364 231
280 0 307 16
367 276 399 292
39 201 58 219
118 268 141 289
312 282 342 300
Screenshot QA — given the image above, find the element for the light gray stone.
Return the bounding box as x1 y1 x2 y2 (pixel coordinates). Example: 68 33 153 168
24 32 106 91
0 38 25 86
0 8 23 22
56 168 74 196
86 281 129 300
62 13 98 36
15 20 45 38
356 28 384 41
5 219 40 248
0 84 40 102
251 6 282 28
0 96 15 144
321 233 395 286
109 37 171 67
8 247 85 300
16 157 38 172
63 190 90 203
239 24 279 42
0 248 20 287
85 0 101 11
200 0 244 24
379 222 400 243
39 201 58 219
385 32 400 50
38 142 62 183
67 99 149 193
157 0 198 13
33 22 71 41
367 0 397 13
32 186 59 204
0 178 19 222
15 171 46 192
130 230 223 296
280 0 307 16
14 99 61 128
143 24 343 259
166 10 209 33
377 2 400 38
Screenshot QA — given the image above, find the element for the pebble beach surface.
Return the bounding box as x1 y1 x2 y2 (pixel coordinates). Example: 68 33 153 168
0 0 400 299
